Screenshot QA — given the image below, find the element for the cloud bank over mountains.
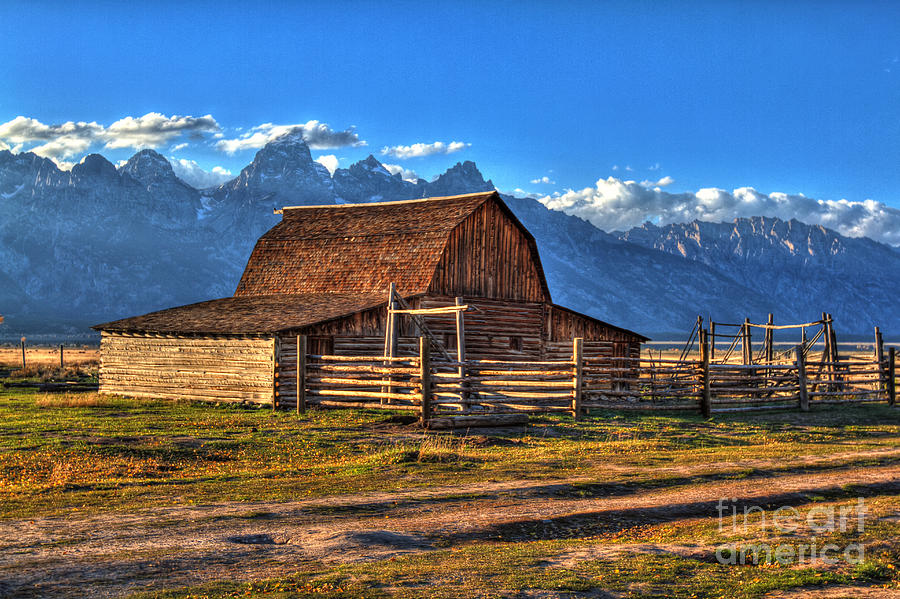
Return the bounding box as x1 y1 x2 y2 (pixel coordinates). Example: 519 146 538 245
539 177 900 246
215 121 365 153
2 111 899 246
0 114 371 159
0 113 220 162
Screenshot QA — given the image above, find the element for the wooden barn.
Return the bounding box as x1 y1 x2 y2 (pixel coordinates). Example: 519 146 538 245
94 191 647 406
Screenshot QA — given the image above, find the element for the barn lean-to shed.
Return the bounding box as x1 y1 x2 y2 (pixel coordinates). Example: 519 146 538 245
94 191 647 406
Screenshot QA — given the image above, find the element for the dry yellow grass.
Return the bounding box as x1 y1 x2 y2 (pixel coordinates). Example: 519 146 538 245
0 346 99 369
33 393 110 408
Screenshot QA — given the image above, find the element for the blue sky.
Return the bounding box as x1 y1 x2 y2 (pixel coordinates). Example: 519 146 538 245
2 1 900 240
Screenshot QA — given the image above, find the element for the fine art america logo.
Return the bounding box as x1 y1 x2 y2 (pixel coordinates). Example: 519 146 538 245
715 498 866 566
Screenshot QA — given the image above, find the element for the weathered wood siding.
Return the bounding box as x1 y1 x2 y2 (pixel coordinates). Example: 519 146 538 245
547 306 641 343
429 201 549 302
99 332 275 403
274 294 641 368
417 295 545 359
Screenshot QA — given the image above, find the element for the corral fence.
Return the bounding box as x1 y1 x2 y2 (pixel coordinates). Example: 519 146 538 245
274 335 898 428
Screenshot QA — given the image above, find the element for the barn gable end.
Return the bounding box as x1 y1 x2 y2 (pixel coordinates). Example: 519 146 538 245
429 197 550 302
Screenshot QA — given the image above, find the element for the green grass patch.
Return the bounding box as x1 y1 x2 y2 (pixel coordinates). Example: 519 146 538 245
2 383 900 520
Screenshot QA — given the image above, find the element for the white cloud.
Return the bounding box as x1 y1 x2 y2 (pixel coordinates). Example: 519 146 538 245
171 142 188 152
216 120 365 154
380 141 470 159
383 163 419 182
0 113 220 161
0 116 102 160
169 157 234 189
102 113 219 149
640 175 674 188
538 176 900 245
530 175 555 185
315 154 340 175
648 163 661 171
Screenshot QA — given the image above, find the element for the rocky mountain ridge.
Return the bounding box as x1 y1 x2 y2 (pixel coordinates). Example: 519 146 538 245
0 134 897 337
616 218 900 334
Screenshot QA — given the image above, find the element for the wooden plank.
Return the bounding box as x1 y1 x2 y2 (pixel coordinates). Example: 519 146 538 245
572 337 583 420
313 355 419 362
700 329 711 418
875 327 885 393
308 389 419 401
455 296 468 406
890 347 896 407
742 318 752 365
314 400 418 410
582 402 698 411
297 334 306 414
585 389 702 398
309 377 418 388
426 414 529 429
271 337 279 409
309 364 418 374
435 390 575 400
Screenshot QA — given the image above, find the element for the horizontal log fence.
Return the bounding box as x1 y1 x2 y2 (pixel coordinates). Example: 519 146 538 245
273 335 898 426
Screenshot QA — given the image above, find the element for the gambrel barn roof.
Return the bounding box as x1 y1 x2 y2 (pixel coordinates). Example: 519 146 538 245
235 191 551 299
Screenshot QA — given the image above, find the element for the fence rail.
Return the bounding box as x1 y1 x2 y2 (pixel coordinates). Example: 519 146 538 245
274 336 898 426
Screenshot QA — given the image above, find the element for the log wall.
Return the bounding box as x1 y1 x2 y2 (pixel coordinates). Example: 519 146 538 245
99 332 275 404
275 294 642 368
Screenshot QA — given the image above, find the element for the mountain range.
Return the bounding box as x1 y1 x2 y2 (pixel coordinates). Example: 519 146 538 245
1 132 897 339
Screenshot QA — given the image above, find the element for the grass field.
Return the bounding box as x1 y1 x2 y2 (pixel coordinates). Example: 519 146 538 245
1 365 899 597
0 346 100 374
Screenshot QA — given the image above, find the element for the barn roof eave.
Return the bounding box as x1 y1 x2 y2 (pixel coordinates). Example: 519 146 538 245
91 292 415 336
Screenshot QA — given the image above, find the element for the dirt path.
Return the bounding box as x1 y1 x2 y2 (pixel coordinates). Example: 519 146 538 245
2 450 900 598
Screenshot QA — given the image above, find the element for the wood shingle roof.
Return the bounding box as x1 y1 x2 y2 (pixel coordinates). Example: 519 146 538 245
93 292 388 335
235 192 503 297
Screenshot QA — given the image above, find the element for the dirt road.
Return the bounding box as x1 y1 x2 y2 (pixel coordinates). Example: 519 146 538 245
2 448 899 598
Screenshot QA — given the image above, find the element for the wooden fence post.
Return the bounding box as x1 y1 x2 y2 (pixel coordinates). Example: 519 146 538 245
710 321 716 362
271 337 281 410
742 318 752 365
382 283 398 404
419 336 432 427
700 329 711 418
875 327 885 393
20 337 26 369
796 345 809 412
828 313 843 390
59 344 64 369
296 334 307 415
455 296 468 407
889 347 896 407
572 337 583 420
